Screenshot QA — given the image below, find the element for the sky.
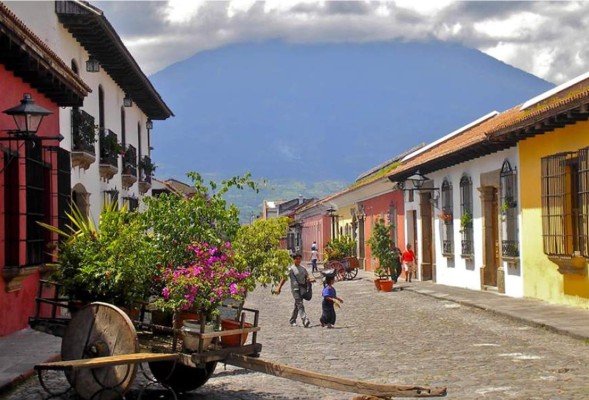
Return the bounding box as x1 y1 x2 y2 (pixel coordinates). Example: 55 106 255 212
93 0 589 85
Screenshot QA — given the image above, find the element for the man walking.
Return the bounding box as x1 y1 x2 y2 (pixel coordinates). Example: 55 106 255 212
275 254 311 327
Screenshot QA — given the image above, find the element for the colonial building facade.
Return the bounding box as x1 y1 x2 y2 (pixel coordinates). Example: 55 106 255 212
0 2 89 335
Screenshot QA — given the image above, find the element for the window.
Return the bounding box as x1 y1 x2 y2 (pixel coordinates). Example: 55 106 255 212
123 196 138 211
120 107 126 147
388 202 398 247
460 175 473 257
3 148 19 267
500 160 519 257
104 188 119 207
441 179 454 256
57 148 71 234
541 149 589 257
26 142 50 266
71 59 78 75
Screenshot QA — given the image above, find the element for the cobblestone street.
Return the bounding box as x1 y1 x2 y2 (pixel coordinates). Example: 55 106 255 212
2 271 589 399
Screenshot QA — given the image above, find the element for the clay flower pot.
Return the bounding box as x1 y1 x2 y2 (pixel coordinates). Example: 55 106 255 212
220 319 252 347
374 278 383 291
379 279 394 292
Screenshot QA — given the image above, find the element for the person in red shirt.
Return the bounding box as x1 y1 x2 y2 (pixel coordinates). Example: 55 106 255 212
402 244 416 282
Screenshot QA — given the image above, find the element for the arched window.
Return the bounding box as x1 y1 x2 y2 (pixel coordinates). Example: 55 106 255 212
441 179 454 256
460 175 473 257
98 85 105 129
501 160 519 257
71 59 79 75
120 107 126 147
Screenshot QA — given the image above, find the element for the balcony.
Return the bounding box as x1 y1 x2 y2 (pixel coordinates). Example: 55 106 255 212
71 109 96 170
502 240 520 258
442 240 454 257
121 144 137 189
138 155 155 194
461 239 473 259
99 129 120 182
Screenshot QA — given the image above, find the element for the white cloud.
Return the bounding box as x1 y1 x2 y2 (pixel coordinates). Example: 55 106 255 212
96 0 589 84
164 0 205 24
473 12 547 40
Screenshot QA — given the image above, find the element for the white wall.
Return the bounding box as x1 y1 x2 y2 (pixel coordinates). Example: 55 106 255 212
6 1 153 221
420 148 523 298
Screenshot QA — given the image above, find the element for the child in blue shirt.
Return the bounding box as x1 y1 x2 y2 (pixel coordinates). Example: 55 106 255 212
320 275 343 328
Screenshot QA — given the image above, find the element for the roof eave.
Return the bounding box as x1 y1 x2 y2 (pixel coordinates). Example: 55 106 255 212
55 0 173 120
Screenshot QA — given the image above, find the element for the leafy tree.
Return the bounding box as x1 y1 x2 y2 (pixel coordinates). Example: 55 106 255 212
141 172 257 269
233 217 292 289
39 200 158 307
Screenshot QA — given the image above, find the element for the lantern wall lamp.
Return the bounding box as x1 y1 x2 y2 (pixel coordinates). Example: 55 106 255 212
123 94 133 107
396 169 439 192
1 94 63 142
86 56 100 72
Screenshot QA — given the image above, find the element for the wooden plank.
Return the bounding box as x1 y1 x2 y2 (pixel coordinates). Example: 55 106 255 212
196 326 261 339
35 352 180 371
225 355 447 398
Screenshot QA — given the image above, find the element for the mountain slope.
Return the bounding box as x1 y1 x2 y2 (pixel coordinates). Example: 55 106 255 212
149 40 554 185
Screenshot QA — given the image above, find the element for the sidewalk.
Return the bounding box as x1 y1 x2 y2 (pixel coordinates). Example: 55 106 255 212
402 279 589 341
0 328 61 395
2 275 589 395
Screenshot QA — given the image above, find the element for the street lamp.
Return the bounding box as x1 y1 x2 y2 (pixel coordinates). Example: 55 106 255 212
326 207 337 239
3 93 52 138
406 169 427 189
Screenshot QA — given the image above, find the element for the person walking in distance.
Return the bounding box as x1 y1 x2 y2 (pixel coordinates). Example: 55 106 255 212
274 254 312 327
310 247 319 272
402 244 416 282
391 246 402 283
319 275 343 328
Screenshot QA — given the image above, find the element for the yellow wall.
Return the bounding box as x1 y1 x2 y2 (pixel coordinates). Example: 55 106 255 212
519 119 589 308
337 205 354 237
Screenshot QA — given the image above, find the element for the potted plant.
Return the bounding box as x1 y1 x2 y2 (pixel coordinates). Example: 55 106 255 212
459 211 473 234
439 210 453 224
39 199 159 311
139 155 157 177
500 196 517 215
155 242 250 331
367 218 396 292
324 235 355 261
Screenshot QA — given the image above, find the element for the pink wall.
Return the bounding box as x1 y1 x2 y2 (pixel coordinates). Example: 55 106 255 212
361 190 405 272
0 65 61 336
301 213 330 263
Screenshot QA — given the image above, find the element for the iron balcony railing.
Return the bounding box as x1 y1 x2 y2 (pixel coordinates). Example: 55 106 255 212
139 155 155 183
99 129 119 167
122 144 137 176
502 240 520 257
442 240 454 256
71 109 96 154
461 239 473 257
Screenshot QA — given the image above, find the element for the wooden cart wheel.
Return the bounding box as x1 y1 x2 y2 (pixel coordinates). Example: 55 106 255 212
61 302 139 400
345 267 358 280
148 360 217 392
330 261 346 281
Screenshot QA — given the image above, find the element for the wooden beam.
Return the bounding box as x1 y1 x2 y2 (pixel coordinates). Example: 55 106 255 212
225 354 447 398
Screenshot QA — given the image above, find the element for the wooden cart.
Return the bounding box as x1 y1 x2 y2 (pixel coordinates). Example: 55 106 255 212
29 280 446 400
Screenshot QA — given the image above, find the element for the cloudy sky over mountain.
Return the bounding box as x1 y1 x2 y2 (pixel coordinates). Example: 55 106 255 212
95 0 589 84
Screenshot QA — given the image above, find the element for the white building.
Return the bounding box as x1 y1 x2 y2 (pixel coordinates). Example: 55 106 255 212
389 111 523 298
4 0 173 219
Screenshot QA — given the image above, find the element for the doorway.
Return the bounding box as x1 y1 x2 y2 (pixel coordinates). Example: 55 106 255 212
482 186 499 288
419 192 433 280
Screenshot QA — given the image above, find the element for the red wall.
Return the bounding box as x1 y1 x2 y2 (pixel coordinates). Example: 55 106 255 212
362 190 405 272
0 65 61 336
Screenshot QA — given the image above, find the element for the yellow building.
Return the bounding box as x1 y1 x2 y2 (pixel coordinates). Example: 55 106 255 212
488 73 589 308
